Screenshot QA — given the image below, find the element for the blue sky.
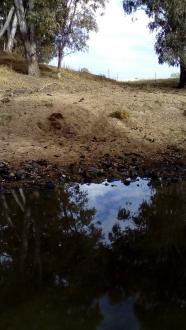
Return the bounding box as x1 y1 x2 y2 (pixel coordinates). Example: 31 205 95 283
52 0 179 81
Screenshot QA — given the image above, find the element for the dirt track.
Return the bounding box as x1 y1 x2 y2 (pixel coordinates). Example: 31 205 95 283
0 65 186 169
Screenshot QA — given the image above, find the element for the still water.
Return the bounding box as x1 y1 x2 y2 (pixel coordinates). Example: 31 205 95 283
0 178 186 330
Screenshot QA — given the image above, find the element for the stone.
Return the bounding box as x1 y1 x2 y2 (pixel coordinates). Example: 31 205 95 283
16 169 26 180
0 162 10 177
88 167 99 175
1 97 10 103
45 181 55 189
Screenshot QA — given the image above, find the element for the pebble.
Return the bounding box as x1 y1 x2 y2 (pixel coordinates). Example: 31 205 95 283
45 181 55 189
16 169 26 180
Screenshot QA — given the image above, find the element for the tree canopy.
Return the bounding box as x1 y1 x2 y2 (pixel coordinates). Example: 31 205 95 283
0 0 106 75
55 0 105 68
123 0 186 88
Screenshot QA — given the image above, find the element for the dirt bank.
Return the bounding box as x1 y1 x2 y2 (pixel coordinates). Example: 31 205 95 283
0 59 186 185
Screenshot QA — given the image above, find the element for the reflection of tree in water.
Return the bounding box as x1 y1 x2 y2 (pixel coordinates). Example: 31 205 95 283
117 207 130 220
0 180 186 329
1 184 107 282
108 180 186 328
0 184 105 330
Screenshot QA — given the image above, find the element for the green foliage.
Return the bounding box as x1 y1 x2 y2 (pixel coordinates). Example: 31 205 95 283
123 0 186 67
0 0 106 64
55 0 106 65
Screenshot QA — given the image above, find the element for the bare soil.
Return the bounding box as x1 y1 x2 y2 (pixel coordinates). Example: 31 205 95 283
0 60 186 175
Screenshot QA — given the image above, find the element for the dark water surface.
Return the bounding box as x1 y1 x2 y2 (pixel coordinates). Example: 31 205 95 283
0 178 186 330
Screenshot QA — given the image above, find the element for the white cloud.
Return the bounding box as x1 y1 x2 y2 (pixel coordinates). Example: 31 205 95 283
80 179 153 242
51 0 179 80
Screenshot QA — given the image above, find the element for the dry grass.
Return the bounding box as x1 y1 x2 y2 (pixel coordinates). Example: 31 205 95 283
109 110 129 121
0 54 59 91
0 52 181 90
0 52 28 74
126 77 179 89
0 52 185 167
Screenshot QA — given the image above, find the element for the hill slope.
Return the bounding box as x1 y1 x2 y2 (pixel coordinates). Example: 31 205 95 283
0 56 186 169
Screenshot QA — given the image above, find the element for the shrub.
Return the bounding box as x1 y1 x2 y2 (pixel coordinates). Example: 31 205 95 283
109 110 129 121
80 68 90 73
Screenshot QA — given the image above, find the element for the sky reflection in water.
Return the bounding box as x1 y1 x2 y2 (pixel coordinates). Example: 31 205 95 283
81 179 154 240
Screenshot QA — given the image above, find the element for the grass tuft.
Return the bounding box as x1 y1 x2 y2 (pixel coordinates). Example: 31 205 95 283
109 110 129 121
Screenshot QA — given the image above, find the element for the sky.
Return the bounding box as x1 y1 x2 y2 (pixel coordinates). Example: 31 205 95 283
51 0 179 81
80 179 153 242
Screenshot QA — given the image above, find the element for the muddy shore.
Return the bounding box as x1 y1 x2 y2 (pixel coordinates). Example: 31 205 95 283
1 153 186 193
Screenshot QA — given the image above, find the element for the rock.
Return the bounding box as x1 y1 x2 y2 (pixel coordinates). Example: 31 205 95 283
0 162 10 178
149 171 158 180
124 178 131 186
24 164 33 172
36 160 48 166
7 92 14 97
1 97 10 103
16 169 26 180
129 166 138 178
7 172 15 180
88 167 99 175
45 181 55 189
13 88 28 95
0 161 8 169
78 168 84 175
78 97 85 102
30 161 40 170
107 177 117 183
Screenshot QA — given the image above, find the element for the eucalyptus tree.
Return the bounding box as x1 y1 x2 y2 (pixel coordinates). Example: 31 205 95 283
123 0 186 88
0 0 61 75
0 5 14 39
0 0 41 75
13 0 60 76
6 10 17 52
0 0 106 75
55 0 106 69
0 1 17 52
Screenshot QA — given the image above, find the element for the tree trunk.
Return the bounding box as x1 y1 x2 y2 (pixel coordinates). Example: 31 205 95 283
57 44 64 69
178 62 186 89
6 13 18 52
14 0 40 76
0 6 15 39
25 35 40 76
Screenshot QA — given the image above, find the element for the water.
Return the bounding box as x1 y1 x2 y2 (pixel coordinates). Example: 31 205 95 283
0 178 186 330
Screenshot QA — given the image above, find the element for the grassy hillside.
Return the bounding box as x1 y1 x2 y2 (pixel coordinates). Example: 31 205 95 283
0 52 179 88
0 53 185 167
